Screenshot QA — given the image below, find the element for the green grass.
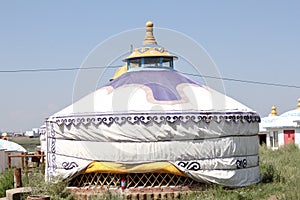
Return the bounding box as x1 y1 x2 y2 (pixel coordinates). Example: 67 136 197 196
0 169 72 199
0 170 14 197
183 143 300 200
9 137 40 152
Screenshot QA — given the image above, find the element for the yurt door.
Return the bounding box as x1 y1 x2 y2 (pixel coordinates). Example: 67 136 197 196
284 130 295 144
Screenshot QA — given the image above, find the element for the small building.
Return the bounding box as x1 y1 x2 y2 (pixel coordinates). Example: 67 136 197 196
260 99 300 149
25 128 40 138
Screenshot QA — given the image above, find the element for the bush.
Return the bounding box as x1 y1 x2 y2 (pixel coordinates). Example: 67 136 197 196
261 163 275 183
0 170 14 197
24 173 73 200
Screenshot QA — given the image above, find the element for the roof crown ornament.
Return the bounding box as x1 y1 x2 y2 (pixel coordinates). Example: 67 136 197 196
123 21 177 62
269 105 278 116
297 98 300 110
143 21 157 45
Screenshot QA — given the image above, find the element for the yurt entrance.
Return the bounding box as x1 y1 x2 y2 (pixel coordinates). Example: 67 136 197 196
284 130 295 144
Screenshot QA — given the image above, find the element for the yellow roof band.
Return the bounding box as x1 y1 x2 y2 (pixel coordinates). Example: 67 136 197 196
123 47 177 61
81 161 187 177
110 65 128 81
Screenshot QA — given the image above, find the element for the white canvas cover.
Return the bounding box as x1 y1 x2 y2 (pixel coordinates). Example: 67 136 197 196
266 109 300 128
46 70 261 187
0 139 27 152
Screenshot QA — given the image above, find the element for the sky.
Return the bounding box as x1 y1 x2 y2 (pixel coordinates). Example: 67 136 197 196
0 1 299 132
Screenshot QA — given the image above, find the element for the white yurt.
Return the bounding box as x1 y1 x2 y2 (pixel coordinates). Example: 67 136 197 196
45 21 261 188
263 99 300 148
0 138 26 173
0 138 27 152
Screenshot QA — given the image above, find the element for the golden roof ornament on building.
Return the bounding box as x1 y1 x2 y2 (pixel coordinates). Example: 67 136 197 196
123 21 177 62
297 98 300 110
143 21 157 45
269 105 278 116
112 21 179 81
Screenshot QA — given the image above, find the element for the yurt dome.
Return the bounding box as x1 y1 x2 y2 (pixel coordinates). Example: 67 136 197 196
0 139 27 152
259 105 279 132
280 99 300 118
267 99 300 128
46 21 261 188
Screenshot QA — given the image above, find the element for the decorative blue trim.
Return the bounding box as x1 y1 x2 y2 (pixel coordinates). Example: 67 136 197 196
127 60 130 69
236 159 247 169
53 112 261 126
141 57 144 68
46 121 57 179
177 161 201 171
50 123 56 172
62 162 78 170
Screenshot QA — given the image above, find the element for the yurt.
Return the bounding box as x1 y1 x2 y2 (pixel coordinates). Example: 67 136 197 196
263 99 300 148
0 138 27 152
45 21 261 189
0 138 26 173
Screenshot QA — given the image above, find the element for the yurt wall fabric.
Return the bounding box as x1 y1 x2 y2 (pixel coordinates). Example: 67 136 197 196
46 111 261 187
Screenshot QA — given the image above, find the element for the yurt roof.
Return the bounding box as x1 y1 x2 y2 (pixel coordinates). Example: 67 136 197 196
51 21 255 119
259 105 279 132
281 109 300 118
51 69 254 119
265 99 300 128
259 116 279 132
0 139 27 152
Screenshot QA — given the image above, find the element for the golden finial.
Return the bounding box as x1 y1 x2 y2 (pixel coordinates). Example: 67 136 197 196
269 105 278 116
297 98 300 110
143 21 157 45
146 21 153 27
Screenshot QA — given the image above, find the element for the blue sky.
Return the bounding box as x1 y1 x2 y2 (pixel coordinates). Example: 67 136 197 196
0 1 299 132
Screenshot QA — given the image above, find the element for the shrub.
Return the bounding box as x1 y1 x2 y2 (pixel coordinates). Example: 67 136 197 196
0 170 14 197
24 173 73 200
260 163 275 183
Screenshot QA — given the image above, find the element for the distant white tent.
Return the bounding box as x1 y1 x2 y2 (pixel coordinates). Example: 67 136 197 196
261 100 300 148
0 139 27 152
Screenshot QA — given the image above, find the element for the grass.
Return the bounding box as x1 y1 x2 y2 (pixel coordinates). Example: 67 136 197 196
0 170 13 197
24 173 73 200
9 137 40 152
2 142 300 199
183 143 300 200
0 170 73 199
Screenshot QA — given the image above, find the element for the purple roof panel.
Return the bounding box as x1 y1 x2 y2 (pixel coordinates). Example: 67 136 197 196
106 70 202 101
